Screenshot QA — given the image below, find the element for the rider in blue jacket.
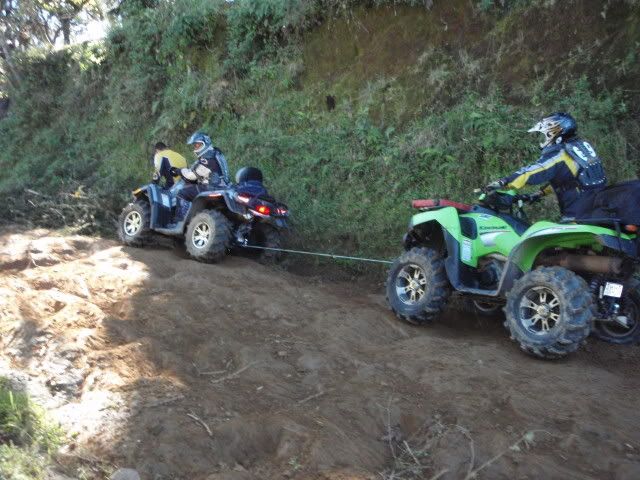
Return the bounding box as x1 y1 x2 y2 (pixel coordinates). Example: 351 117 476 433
170 132 230 225
488 112 607 218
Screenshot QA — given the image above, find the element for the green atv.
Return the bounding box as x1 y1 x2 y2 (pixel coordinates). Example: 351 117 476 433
386 188 640 359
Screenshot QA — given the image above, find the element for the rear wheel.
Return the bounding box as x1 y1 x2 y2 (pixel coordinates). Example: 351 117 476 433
592 279 640 345
386 247 450 325
118 200 151 247
185 209 231 263
505 267 593 359
250 223 283 264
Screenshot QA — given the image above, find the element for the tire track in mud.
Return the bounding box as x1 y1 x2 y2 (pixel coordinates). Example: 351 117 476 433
1 228 640 480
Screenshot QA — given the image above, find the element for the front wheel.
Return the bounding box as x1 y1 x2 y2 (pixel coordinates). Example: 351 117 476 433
185 209 231 263
592 279 640 345
118 200 151 247
505 267 594 359
386 247 450 325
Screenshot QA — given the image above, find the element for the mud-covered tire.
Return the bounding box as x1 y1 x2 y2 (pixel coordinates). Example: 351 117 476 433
185 209 231 263
504 266 594 359
118 200 151 247
592 278 640 345
251 223 283 264
386 247 450 325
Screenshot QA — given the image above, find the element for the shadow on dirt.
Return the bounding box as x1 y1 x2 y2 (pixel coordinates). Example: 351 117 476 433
99 241 640 480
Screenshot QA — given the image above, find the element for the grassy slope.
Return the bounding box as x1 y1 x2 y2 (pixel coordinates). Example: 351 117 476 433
0 0 639 263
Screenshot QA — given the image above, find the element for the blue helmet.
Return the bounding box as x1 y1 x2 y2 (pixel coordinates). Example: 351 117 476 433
187 131 213 156
528 112 577 148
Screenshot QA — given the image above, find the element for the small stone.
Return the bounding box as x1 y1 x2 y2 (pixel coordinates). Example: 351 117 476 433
110 468 141 480
277 350 287 357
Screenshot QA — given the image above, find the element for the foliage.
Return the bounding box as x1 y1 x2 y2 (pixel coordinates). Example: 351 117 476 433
0 378 63 479
0 0 639 265
0 0 109 93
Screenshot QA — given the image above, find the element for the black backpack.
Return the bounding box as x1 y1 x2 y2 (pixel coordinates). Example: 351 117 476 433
591 180 640 225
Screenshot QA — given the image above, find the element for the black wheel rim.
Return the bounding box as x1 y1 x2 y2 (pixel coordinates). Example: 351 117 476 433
599 297 640 338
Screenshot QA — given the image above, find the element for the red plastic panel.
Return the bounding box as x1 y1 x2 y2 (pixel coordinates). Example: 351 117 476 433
412 199 472 211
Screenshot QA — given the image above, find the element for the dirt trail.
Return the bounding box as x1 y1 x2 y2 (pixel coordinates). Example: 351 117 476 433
1 228 640 480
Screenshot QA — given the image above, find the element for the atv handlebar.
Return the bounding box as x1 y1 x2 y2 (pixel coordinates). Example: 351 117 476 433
516 191 544 204
475 187 543 205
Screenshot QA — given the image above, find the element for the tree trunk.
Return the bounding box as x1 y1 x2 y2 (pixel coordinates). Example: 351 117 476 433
0 38 20 88
62 18 70 45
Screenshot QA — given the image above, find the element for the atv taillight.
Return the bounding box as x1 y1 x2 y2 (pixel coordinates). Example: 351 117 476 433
625 225 639 233
256 205 271 216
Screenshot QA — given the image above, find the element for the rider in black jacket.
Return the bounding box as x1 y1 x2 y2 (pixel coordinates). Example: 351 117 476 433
488 112 607 218
170 132 231 224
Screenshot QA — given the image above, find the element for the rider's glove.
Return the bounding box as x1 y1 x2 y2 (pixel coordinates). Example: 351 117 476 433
152 172 160 184
486 179 506 191
169 167 180 177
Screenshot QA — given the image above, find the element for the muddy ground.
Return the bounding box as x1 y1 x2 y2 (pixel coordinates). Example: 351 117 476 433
1 228 639 480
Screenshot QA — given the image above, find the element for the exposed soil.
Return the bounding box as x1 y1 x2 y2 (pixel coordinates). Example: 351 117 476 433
1 227 640 479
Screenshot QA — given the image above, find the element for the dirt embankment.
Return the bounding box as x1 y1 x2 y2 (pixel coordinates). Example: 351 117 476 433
1 228 640 479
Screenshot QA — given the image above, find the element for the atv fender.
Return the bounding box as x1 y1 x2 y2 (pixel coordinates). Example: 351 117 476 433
404 207 461 253
404 207 473 290
189 189 244 222
132 184 174 229
509 223 637 273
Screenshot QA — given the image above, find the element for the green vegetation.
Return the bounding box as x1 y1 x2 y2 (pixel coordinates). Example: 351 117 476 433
0 378 62 479
0 0 639 264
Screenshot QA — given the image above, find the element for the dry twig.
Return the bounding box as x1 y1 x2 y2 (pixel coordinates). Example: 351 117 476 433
211 361 258 384
144 394 184 408
463 430 550 480
297 389 325 405
187 412 214 438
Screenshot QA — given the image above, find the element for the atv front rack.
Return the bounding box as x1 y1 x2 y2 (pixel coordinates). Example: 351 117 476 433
412 199 472 212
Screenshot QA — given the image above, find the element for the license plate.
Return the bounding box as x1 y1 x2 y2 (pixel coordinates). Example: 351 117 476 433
603 282 624 298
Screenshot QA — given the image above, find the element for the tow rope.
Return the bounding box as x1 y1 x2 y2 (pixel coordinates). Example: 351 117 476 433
240 244 394 265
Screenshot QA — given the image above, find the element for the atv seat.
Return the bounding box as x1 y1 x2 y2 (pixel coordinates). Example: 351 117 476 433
562 217 621 227
234 181 268 198
412 199 472 212
561 217 638 234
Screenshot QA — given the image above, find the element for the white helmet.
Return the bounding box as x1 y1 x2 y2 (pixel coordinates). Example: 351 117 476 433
186 131 213 156
528 112 577 148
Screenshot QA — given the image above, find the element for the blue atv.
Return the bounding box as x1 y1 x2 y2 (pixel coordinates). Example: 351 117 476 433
117 167 289 263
